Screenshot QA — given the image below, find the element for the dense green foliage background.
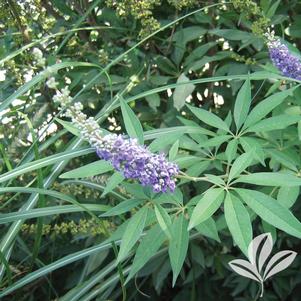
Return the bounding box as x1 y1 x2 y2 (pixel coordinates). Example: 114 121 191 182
1 0 301 300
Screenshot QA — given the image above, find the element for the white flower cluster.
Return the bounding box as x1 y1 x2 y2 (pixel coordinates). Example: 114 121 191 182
32 47 46 67
53 87 72 107
49 79 103 147
46 77 58 89
65 102 103 146
264 29 280 47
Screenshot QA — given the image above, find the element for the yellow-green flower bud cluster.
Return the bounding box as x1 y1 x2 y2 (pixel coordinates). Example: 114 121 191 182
231 53 256 65
106 0 161 38
232 0 270 38
21 219 113 237
167 0 199 10
52 182 101 199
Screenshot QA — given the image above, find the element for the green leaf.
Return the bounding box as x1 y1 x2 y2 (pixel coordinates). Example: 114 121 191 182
243 86 297 129
234 78 251 130
101 172 125 197
225 138 238 163
60 160 113 179
204 174 225 186
228 150 254 181
245 115 301 133
145 93 160 111
266 0 281 18
224 192 252 256
169 140 179 161
0 204 109 224
209 29 253 40
55 118 80 136
266 149 298 172
201 135 232 148
195 217 220 242
101 199 143 217
126 224 165 282
277 187 299 208
173 73 195 111
149 133 183 152
237 189 301 238
239 137 265 165
0 147 94 184
154 204 172 239
117 206 148 263
235 172 301 186
168 214 189 286
0 240 114 298
184 42 217 67
120 97 144 144
188 188 224 230
262 220 277 242
187 104 230 132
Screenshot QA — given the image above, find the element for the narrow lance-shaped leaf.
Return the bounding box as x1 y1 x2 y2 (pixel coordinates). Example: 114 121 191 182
169 140 179 161
101 172 125 197
168 214 189 286
225 138 238 163
234 78 251 130
126 224 166 282
245 115 301 133
188 188 224 230
187 104 230 132
224 193 252 256
235 172 301 187
243 86 297 129
237 189 301 238
120 96 144 144
101 199 143 217
0 204 109 224
173 73 195 111
228 149 254 181
117 206 148 263
0 147 94 184
195 217 220 242
277 186 299 208
154 204 172 239
60 160 113 179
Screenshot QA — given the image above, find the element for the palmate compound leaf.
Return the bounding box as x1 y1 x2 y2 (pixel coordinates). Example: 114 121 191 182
228 259 262 283
247 233 273 273
263 250 297 281
237 189 301 238
242 86 298 130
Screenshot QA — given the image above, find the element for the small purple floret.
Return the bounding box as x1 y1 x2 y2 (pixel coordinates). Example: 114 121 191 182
268 39 301 80
96 134 179 193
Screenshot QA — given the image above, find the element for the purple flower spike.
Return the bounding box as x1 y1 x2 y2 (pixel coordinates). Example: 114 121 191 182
96 134 179 193
268 38 301 80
